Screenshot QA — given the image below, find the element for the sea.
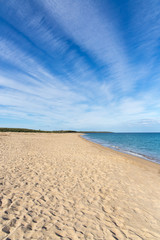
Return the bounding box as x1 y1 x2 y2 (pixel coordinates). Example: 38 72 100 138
83 132 160 164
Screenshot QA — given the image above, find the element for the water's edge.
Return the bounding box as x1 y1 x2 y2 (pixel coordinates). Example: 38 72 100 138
82 134 160 165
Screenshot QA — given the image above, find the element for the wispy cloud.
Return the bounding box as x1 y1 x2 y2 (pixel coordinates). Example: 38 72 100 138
0 0 160 131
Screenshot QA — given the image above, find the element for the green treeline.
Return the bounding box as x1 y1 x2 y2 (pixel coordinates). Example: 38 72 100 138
0 128 77 133
0 128 112 133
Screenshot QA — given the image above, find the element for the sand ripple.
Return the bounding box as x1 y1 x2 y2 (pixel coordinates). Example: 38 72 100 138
0 133 160 239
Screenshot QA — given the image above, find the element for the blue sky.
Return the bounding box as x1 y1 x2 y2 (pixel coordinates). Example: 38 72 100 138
0 0 160 131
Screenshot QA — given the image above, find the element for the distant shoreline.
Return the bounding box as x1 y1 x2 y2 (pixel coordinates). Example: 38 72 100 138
0 127 112 133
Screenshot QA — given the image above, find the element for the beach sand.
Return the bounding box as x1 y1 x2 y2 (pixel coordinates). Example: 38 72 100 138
0 133 160 240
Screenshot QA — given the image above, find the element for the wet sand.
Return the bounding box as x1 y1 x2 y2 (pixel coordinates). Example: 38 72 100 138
0 132 160 240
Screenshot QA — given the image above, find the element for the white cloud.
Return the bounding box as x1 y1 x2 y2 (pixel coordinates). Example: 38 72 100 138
0 0 160 131
40 0 137 91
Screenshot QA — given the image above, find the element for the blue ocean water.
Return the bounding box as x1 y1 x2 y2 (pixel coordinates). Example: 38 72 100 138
83 133 160 164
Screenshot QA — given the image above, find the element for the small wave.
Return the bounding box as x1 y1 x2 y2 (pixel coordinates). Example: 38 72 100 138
111 145 120 149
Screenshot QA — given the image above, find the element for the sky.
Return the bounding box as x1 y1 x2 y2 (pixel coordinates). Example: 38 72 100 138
0 0 160 132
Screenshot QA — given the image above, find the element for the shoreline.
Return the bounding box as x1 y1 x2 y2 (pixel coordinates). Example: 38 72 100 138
0 132 160 239
82 133 160 166
80 134 160 174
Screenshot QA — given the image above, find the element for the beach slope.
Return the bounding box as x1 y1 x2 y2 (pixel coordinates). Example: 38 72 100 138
0 133 160 239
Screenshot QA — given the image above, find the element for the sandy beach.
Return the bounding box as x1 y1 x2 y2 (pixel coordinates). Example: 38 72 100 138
0 133 160 240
